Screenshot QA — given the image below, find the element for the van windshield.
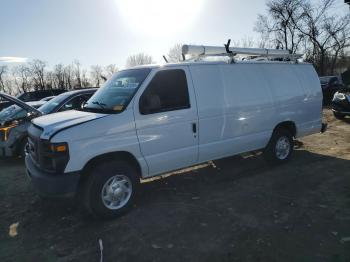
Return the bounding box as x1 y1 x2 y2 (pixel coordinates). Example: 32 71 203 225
82 68 151 113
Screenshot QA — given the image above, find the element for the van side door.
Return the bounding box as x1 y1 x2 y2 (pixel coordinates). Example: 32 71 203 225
133 67 199 177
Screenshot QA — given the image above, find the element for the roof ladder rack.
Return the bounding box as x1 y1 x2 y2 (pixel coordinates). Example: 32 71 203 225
182 39 303 63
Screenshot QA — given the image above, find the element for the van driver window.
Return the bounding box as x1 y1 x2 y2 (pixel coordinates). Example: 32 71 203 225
139 69 190 115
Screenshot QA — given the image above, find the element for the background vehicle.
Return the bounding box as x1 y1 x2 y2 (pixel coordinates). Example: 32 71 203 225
332 87 350 119
0 96 43 158
320 75 345 104
17 89 67 102
25 45 324 219
0 89 66 111
40 96 56 102
0 88 96 158
37 88 97 115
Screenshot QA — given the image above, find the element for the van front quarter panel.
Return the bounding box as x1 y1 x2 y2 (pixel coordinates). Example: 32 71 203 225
51 108 148 176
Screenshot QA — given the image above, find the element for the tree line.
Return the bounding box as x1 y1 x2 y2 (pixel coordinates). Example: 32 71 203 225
0 60 118 95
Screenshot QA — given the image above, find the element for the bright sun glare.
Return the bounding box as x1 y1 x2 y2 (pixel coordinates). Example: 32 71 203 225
115 0 204 36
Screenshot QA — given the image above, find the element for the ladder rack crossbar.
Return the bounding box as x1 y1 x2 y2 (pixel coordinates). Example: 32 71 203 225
182 43 303 62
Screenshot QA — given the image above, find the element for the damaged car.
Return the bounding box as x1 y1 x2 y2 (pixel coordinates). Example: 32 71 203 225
0 88 96 157
0 94 43 157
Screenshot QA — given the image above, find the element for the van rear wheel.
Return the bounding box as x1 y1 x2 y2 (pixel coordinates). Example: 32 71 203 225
82 160 140 219
264 128 293 165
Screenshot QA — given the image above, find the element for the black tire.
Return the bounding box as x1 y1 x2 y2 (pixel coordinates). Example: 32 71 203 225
17 138 28 159
81 160 140 219
333 112 345 120
263 128 294 165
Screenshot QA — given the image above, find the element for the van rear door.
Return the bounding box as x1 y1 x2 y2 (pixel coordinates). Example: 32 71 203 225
133 67 199 177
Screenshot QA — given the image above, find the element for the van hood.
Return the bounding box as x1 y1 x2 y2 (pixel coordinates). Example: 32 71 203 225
32 110 108 139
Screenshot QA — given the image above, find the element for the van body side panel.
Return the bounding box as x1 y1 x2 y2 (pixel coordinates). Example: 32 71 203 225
190 64 275 163
52 109 148 175
258 63 322 138
290 65 323 137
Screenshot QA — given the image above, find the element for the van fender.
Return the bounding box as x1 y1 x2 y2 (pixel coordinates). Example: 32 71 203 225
81 151 146 179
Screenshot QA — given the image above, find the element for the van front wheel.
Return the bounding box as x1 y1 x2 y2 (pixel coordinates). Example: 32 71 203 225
82 160 140 219
264 128 293 165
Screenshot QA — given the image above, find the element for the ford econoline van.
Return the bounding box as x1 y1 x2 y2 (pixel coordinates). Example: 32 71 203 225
25 46 325 218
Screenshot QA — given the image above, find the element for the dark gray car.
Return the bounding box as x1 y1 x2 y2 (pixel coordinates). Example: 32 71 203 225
0 88 97 157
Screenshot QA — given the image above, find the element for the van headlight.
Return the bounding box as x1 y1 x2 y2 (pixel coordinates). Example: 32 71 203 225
50 142 68 153
333 92 346 100
41 141 70 173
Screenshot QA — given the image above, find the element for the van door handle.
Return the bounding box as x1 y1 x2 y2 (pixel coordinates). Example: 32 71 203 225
192 123 197 134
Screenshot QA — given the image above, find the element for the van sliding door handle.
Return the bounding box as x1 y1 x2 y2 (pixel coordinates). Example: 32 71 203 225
192 123 197 134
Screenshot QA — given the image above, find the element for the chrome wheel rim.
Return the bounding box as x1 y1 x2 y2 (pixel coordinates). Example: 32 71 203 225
275 136 291 160
101 175 132 210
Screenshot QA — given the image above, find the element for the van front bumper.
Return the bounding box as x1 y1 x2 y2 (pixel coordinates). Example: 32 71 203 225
25 155 81 197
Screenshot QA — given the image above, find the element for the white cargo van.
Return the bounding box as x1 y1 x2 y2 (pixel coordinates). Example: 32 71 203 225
25 45 326 218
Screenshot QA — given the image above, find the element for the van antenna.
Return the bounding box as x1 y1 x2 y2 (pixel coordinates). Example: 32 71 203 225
224 39 235 64
224 39 232 54
163 55 168 63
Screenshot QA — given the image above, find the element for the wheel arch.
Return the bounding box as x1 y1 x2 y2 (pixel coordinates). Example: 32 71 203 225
273 121 297 138
80 151 143 181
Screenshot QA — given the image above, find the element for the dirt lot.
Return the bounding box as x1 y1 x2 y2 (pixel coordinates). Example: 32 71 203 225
0 109 350 262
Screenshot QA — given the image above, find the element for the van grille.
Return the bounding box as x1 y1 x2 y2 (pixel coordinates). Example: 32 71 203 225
27 125 42 167
27 124 61 173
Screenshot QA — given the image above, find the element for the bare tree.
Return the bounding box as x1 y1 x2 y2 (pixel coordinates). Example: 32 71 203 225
90 65 104 87
72 60 82 88
167 44 184 63
232 37 257 48
53 64 66 88
323 10 350 74
257 0 350 75
64 64 74 90
103 64 118 80
29 59 47 90
45 71 55 89
255 0 305 53
294 0 350 75
126 53 154 68
0 66 7 92
12 64 32 93
81 69 91 87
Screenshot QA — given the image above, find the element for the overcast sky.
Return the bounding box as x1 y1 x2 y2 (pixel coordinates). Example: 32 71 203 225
0 0 347 69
